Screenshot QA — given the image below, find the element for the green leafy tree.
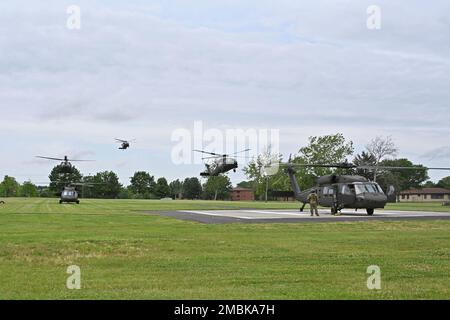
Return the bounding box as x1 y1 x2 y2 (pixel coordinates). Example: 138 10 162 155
48 164 82 194
203 175 232 200
0 176 20 197
20 181 38 197
243 147 287 200
437 176 450 189
352 151 377 180
89 171 122 199
237 181 253 189
423 181 437 188
376 158 429 194
154 177 171 199
182 177 202 200
129 171 156 198
169 179 183 199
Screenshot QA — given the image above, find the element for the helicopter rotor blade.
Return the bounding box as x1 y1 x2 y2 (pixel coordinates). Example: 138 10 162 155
193 150 222 157
230 149 251 155
358 165 450 171
35 156 66 161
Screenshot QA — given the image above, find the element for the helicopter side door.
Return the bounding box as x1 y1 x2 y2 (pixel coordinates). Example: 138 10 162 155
319 186 335 207
339 184 356 208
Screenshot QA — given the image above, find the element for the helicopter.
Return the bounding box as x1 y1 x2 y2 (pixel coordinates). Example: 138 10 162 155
279 158 450 216
35 155 94 167
194 149 251 177
36 155 95 204
60 186 80 204
59 182 99 204
115 138 135 150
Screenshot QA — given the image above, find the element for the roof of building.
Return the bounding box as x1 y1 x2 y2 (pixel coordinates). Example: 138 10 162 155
400 187 450 195
232 187 253 192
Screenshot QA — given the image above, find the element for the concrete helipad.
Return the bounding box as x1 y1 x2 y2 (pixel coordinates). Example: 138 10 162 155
155 209 450 224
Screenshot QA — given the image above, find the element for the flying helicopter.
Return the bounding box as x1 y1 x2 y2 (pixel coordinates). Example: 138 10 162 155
35 155 94 167
194 149 251 177
277 158 450 216
115 139 135 150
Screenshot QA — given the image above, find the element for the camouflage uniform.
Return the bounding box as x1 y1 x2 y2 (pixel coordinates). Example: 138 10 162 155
307 192 320 217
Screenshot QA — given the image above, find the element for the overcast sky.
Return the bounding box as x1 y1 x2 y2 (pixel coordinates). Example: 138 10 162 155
1 0 449 186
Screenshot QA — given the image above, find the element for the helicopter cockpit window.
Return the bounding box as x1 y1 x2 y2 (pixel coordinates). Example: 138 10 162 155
355 183 383 194
63 191 75 196
342 185 353 195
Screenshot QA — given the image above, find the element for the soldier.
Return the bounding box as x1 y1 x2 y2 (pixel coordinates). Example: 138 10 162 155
307 190 320 217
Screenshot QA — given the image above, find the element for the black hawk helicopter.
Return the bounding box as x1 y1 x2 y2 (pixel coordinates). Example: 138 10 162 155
279 158 450 216
35 155 94 167
115 138 135 150
35 155 95 204
194 149 251 177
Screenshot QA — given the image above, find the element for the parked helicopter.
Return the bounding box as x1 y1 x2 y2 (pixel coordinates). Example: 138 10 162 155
58 182 99 204
194 149 251 177
35 155 95 204
279 158 450 216
115 138 135 150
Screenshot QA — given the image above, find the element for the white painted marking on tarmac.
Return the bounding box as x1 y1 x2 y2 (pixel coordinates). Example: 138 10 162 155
179 209 450 221
181 210 254 219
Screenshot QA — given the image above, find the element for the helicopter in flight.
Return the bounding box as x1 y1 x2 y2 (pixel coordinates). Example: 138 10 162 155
278 158 450 216
115 138 135 150
194 149 251 177
35 155 94 167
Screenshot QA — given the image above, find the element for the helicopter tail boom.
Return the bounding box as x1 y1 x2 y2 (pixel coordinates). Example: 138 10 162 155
285 165 302 201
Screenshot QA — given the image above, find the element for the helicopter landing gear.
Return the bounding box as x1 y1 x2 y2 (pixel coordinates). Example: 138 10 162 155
59 200 63 204
300 203 306 212
233 169 236 173
76 200 80 204
366 208 374 216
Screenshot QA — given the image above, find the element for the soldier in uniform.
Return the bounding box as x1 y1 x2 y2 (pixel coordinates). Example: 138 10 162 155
307 190 320 217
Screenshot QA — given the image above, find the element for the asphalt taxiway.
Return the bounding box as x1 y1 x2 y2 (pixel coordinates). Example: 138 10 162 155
150 209 450 224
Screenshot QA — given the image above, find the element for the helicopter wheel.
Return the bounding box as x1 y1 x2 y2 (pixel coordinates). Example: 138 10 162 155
331 207 337 215
76 200 80 204
366 208 374 216
59 200 63 204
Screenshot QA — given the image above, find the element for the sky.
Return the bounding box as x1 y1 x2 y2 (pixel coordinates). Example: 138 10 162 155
0 0 449 186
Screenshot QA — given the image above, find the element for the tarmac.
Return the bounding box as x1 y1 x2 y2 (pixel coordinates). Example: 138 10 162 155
150 208 450 224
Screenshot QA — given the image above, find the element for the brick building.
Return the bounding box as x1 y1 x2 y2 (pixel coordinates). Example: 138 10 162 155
230 187 255 201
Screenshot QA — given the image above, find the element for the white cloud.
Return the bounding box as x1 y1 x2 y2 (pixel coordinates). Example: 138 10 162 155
0 0 449 185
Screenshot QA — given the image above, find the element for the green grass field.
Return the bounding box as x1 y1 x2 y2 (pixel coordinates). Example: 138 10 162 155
0 198 449 299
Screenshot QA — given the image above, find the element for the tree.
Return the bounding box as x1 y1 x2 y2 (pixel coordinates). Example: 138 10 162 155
376 158 429 195
366 136 398 182
423 181 437 188
237 181 254 189
352 151 377 180
437 176 450 189
154 177 171 199
0 176 20 197
182 177 202 200
203 175 232 200
48 164 82 194
243 147 287 200
129 171 156 198
20 181 38 197
169 179 183 199
291 133 354 190
89 171 122 199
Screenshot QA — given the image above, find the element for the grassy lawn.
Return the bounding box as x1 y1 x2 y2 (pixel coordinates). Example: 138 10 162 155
0 198 449 299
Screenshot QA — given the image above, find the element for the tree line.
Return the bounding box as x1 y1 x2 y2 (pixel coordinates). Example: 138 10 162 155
0 169 233 200
1 133 449 200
